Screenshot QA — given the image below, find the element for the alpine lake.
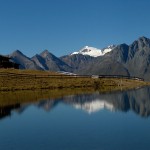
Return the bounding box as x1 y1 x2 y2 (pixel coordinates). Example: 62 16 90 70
1 86 150 150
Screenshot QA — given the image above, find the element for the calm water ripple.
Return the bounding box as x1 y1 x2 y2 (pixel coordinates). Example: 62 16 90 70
0 87 150 150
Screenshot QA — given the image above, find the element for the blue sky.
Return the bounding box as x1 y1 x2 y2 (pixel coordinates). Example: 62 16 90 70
0 0 150 57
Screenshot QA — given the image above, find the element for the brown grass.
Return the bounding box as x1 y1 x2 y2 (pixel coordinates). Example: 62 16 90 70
0 69 149 92
0 88 96 106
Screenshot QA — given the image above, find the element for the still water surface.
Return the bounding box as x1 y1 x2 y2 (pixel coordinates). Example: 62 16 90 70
0 87 150 150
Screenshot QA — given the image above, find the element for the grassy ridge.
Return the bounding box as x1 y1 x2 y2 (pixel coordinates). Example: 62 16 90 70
0 69 148 91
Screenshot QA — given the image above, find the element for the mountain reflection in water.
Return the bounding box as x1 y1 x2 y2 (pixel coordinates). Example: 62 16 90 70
0 87 150 119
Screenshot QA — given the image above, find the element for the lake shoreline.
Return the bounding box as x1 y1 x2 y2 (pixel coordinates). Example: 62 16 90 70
0 69 149 92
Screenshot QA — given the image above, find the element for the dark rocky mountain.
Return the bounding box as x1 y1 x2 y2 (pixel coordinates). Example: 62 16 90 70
7 36 150 80
32 50 72 72
67 36 150 80
126 36 150 80
9 49 72 72
83 44 130 76
60 43 130 76
60 54 95 73
9 50 41 70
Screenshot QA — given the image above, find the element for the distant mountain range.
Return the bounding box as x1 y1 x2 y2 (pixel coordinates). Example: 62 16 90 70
7 36 150 80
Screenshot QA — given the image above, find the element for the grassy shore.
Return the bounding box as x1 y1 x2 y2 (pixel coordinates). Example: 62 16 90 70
0 88 96 106
0 69 149 92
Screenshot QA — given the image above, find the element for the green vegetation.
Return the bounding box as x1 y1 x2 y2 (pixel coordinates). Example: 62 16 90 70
0 69 148 92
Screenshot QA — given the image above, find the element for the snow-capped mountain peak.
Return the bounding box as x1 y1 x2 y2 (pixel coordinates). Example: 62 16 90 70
71 45 115 57
71 46 102 57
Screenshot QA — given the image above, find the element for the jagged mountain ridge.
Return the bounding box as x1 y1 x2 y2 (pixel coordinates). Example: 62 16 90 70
10 50 72 72
31 50 72 72
9 50 41 70
7 36 150 80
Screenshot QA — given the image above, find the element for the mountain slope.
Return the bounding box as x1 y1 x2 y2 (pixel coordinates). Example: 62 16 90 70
60 54 95 72
32 50 72 72
77 36 150 80
9 50 42 70
62 44 130 76
126 36 150 80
